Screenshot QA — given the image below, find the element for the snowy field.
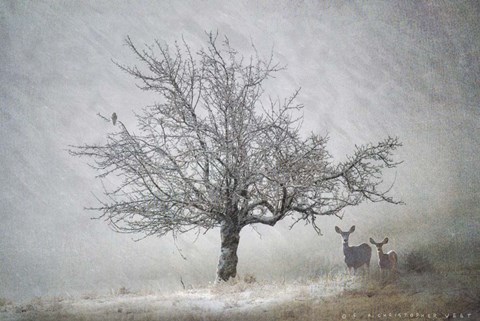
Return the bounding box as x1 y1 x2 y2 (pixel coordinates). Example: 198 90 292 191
2 271 478 321
1 276 355 321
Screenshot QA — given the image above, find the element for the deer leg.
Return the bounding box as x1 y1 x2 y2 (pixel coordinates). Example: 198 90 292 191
382 269 390 280
347 267 352 275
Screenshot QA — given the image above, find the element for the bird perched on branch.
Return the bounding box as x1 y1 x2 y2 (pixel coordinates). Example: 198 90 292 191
112 112 117 126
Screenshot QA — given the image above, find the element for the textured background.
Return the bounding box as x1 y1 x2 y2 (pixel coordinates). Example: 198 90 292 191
1 0 479 302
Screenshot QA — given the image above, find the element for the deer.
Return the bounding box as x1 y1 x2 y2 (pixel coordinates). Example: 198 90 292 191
335 225 372 275
369 237 398 274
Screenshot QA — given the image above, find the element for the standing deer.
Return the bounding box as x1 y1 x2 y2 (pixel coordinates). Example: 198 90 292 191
369 237 398 273
335 226 372 275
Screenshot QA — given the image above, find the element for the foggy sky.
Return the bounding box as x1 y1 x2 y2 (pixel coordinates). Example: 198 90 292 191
1 1 479 302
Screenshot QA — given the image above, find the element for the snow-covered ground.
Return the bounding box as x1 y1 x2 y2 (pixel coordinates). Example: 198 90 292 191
3 270 478 321
0 276 358 321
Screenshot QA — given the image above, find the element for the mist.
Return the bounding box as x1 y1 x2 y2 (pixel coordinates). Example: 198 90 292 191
1 1 479 304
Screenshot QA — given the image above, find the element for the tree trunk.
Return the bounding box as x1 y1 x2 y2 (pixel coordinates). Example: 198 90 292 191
216 221 240 282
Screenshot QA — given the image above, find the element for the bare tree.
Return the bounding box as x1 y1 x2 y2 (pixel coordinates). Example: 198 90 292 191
69 32 402 282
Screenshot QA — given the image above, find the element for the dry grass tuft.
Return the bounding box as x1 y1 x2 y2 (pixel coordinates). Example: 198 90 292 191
403 250 434 274
0 297 13 307
243 273 257 284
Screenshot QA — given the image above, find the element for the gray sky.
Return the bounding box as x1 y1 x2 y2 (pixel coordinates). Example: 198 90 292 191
1 0 479 302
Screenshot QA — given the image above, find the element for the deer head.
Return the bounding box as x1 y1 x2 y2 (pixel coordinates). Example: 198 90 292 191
335 225 356 244
369 237 389 253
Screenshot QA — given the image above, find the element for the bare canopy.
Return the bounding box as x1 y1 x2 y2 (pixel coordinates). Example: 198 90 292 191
69 32 402 282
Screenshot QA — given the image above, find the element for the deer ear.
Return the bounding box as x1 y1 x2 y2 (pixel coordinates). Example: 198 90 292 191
369 238 375 244
349 225 356 233
335 226 341 234
383 237 389 244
